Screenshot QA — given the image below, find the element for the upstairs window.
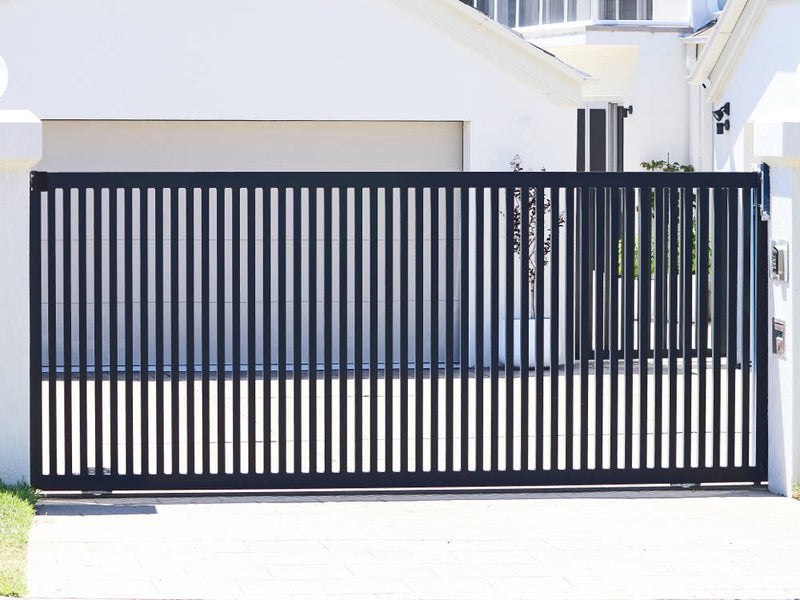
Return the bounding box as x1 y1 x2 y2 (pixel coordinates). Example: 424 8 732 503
598 0 653 20
460 0 652 26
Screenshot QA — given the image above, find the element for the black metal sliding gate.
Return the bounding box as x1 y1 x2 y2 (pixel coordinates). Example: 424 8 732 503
30 171 768 491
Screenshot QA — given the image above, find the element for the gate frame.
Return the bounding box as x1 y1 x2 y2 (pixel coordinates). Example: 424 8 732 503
29 169 770 492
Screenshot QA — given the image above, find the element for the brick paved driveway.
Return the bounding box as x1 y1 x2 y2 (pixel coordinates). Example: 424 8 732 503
27 488 800 600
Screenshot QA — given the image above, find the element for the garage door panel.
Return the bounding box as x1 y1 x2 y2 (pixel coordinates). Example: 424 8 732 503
39 121 464 172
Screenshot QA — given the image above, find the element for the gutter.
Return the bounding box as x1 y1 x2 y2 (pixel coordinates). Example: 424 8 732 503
688 0 751 85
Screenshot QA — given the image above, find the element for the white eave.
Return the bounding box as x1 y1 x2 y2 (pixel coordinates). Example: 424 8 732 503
388 0 588 105
688 0 768 102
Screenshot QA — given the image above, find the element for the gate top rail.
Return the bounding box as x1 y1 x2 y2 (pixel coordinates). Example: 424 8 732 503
31 170 761 191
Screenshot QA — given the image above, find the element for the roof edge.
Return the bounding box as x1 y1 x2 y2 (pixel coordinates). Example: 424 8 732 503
386 0 587 106
688 0 768 102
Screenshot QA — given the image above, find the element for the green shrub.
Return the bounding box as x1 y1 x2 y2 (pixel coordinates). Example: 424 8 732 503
616 158 710 278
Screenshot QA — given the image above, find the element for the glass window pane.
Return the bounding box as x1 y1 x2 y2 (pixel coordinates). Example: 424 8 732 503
575 0 591 19
589 109 607 172
519 0 541 26
599 0 617 19
495 0 510 26
545 0 565 23
618 0 638 19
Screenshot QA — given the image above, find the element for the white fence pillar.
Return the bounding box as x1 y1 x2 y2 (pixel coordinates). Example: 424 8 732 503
754 118 800 497
0 110 42 485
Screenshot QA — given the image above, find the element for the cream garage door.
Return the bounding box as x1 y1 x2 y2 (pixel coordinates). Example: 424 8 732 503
39 121 464 172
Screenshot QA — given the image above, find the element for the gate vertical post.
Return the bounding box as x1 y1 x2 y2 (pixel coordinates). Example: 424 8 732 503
0 109 42 486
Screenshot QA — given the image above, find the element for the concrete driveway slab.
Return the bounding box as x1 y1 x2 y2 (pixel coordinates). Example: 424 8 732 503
26 488 800 600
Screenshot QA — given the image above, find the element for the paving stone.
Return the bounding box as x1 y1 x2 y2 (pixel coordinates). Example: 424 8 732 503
26 489 800 600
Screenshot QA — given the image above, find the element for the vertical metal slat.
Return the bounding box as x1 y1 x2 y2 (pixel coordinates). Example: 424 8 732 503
653 187 665 468
519 185 530 472
460 187 470 472
155 188 165 475
369 188 379 472
201 188 211 474
430 189 440 472
354 187 363 473
385 186 395 472
680 187 693 469
293 187 303 474
475 187 485 472
415 187 426 472
548 186 560 471
232 188 242 474
139 186 150 475
667 188 679 470
726 188 738 467
170 188 181 475
246 188 256 473
639 187 651 469
186 187 196 474
608 187 620 470
216 188 226 474
445 187 455 472
564 187 575 471
696 188 710 469
339 187 349 473
46 188 57 475
489 187 500 471
400 186 410 471
309 188 319 473
505 186 515 471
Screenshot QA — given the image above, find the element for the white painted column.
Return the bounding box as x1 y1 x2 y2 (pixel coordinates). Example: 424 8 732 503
0 109 42 485
753 118 800 497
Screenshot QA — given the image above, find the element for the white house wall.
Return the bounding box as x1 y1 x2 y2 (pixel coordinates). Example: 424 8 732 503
708 4 800 171
585 29 692 169
0 0 579 172
700 0 800 496
538 29 692 170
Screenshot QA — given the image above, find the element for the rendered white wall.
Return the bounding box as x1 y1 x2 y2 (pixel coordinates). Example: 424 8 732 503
706 1 800 496
589 30 692 169
710 4 800 172
536 29 692 170
687 51 715 171
0 0 579 172
464 115 578 172
762 165 800 498
653 1 691 22
0 110 42 485
689 0 723 28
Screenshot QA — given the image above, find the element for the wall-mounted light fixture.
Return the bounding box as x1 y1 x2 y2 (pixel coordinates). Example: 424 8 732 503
713 101 730 134
621 105 634 118
712 102 730 121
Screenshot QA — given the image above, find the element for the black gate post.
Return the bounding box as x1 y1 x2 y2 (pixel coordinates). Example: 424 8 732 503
754 164 770 482
29 171 46 488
